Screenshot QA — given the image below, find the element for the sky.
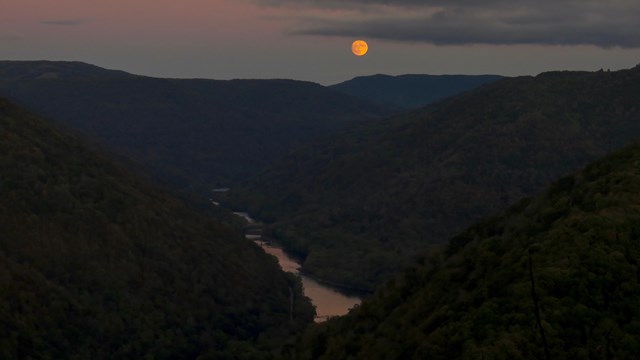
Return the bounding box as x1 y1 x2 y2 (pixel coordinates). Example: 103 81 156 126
2 0 640 84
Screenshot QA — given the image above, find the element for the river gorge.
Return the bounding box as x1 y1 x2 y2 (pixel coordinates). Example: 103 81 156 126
233 212 362 322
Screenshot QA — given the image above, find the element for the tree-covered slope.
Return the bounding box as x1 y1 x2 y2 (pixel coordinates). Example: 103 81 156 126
0 61 393 191
226 66 640 291
298 141 640 359
0 97 314 359
330 74 502 110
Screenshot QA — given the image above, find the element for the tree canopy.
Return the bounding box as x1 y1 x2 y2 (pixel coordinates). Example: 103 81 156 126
298 140 640 359
0 97 314 359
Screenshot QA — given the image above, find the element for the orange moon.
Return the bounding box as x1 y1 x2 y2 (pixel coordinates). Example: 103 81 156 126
351 40 369 56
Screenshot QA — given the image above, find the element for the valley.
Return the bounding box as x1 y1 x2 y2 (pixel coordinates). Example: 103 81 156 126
225 65 640 291
6 0 640 358
3 60 640 359
229 207 362 321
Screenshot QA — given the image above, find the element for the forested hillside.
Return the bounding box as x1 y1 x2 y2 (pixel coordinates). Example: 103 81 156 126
298 141 640 359
0 97 314 359
0 61 393 192
226 66 640 291
330 74 502 110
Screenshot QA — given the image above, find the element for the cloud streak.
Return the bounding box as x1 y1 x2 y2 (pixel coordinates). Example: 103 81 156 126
256 0 640 48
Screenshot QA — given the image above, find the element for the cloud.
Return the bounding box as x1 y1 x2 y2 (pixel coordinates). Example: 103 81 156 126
255 0 640 48
40 19 86 26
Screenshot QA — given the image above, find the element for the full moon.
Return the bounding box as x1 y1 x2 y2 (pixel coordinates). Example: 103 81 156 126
352 40 368 56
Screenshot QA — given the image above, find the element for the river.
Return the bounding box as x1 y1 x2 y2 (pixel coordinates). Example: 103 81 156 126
234 212 361 322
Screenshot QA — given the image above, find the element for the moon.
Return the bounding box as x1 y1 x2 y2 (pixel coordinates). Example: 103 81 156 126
351 40 368 56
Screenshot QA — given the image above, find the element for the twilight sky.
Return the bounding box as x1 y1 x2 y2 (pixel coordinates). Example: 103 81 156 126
2 0 640 84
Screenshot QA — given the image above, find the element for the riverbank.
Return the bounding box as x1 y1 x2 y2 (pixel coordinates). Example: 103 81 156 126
255 239 362 322
232 211 362 322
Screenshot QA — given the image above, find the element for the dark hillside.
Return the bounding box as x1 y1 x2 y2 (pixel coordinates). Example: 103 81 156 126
298 141 640 359
0 61 393 192
0 97 313 359
227 66 640 291
330 73 502 110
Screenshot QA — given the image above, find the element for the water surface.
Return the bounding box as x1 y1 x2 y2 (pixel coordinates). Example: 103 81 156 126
253 239 361 321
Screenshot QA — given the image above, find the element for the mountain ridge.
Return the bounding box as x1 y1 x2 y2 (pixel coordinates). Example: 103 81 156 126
330 73 503 109
0 61 395 192
0 60 136 80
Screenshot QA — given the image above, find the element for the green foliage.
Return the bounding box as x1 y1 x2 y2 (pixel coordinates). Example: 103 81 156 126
227 66 640 291
298 141 640 359
0 97 314 358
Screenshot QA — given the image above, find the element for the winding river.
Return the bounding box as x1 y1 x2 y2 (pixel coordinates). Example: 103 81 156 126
234 212 362 322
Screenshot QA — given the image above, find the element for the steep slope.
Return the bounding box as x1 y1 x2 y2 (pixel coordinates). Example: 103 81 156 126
0 61 393 191
330 74 502 110
0 97 314 359
226 66 640 291
297 141 640 359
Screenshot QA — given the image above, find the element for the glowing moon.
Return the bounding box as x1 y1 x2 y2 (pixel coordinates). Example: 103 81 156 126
351 40 368 56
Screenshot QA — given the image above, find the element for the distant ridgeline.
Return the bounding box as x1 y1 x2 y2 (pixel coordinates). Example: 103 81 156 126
0 61 394 192
297 141 640 359
330 73 503 110
0 97 314 358
225 65 640 291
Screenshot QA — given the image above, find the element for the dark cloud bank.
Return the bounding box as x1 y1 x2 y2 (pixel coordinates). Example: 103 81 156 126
259 0 640 48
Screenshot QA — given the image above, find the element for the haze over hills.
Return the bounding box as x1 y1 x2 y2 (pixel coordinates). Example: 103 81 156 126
0 96 314 358
298 141 640 359
330 74 503 110
225 66 640 291
0 61 394 192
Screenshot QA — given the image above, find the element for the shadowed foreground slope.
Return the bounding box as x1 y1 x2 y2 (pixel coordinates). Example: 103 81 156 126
299 141 640 359
0 97 313 359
